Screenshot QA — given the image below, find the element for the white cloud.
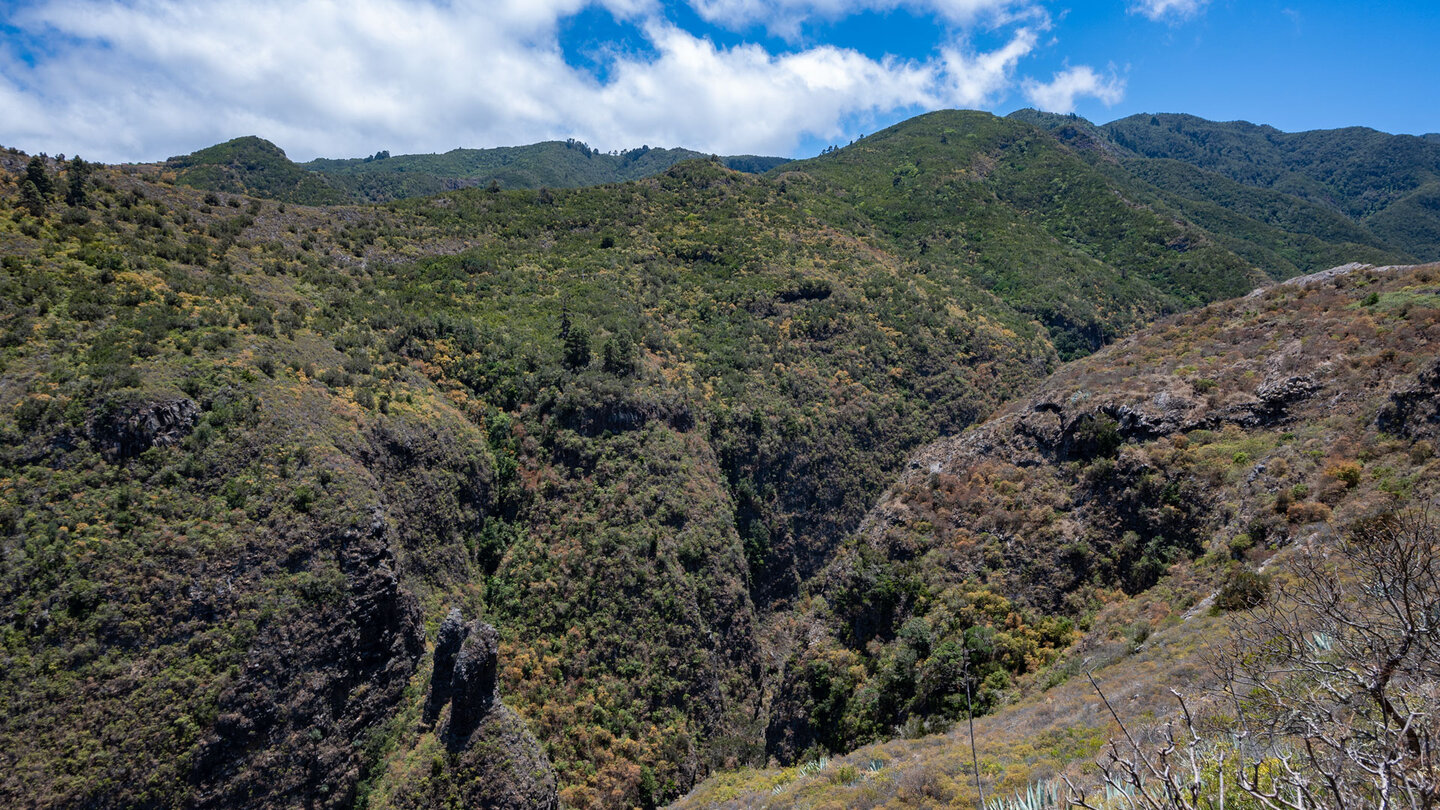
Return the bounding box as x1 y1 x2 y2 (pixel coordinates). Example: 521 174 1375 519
1128 0 1206 23
1021 65 1124 113
937 26 1036 106
0 0 1061 163
687 0 1039 40
590 21 943 151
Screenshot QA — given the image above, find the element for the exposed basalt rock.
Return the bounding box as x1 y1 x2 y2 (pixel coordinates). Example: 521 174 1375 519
1245 262 1410 298
341 527 425 667
1106 389 1202 438
401 613 558 810
1378 359 1440 440
87 397 199 460
424 608 468 726
1226 375 1319 428
191 513 424 809
868 369 1334 614
1009 375 1318 464
1015 399 1189 463
446 622 500 745
558 389 695 436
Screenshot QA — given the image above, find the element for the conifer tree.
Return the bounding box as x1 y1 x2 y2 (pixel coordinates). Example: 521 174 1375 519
19 179 45 218
24 156 53 199
65 156 90 207
602 334 635 376
563 325 591 370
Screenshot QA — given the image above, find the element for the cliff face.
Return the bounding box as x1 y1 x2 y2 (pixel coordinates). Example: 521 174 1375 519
830 263 1440 622
1380 356 1440 441
679 262 1440 807
0 291 508 809
760 262 1440 762
382 613 559 810
86 397 201 461
192 517 425 808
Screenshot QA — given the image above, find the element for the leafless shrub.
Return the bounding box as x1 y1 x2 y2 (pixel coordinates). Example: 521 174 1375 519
1068 509 1440 810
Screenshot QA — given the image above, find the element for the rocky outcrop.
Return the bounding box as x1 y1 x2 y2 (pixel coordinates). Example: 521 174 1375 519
87 397 199 460
399 612 558 810
1237 375 1319 427
447 622 500 744
191 513 424 809
554 383 695 436
1004 373 1319 466
422 611 504 742
423 608 468 725
1245 261 1410 297
1378 359 1440 440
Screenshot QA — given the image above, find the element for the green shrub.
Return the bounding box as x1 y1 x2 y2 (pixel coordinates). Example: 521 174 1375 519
1325 461 1362 488
1215 566 1271 611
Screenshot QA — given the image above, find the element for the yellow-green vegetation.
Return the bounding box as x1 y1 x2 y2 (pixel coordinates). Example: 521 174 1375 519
167 136 353 205
0 132 1056 808
304 140 791 202
165 135 793 206
781 111 1266 359
2 105 1439 810
677 610 1226 808
679 261 1440 808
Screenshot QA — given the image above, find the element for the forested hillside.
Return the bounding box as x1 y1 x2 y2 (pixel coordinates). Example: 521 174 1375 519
680 259 1440 807
306 141 791 202
783 111 1263 358
2 107 1436 810
1013 109 1440 269
166 137 354 206
164 136 790 205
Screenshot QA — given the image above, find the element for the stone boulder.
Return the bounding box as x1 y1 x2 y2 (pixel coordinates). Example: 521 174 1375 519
88 397 200 460
1379 359 1440 440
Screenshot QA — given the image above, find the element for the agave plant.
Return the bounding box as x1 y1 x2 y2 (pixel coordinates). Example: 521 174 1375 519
795 755 830 779
984 778 1065 810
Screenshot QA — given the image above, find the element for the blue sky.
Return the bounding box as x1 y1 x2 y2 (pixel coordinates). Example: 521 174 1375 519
0 0 1435 163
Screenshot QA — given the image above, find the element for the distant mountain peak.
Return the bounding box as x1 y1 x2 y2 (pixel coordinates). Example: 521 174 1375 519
164 136 348 205
167 135 289 166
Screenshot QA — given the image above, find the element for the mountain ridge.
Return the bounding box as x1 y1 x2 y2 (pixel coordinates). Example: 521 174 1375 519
158 113 1440 269
2 107 1439 809
1012 108 1440 263
161 135 792 204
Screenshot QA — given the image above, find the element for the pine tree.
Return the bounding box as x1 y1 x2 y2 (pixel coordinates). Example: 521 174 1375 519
24 156 53 199
602 335 635 376
563 325 591 370
65 156 90 207
19 179 45 218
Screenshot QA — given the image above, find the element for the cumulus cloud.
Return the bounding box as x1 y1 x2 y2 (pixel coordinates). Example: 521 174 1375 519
591 21 940 150
1022 65 1124 113
937 26 1037 106
0 0 1061 162
1129 0 1207 23
687 0 1039 40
